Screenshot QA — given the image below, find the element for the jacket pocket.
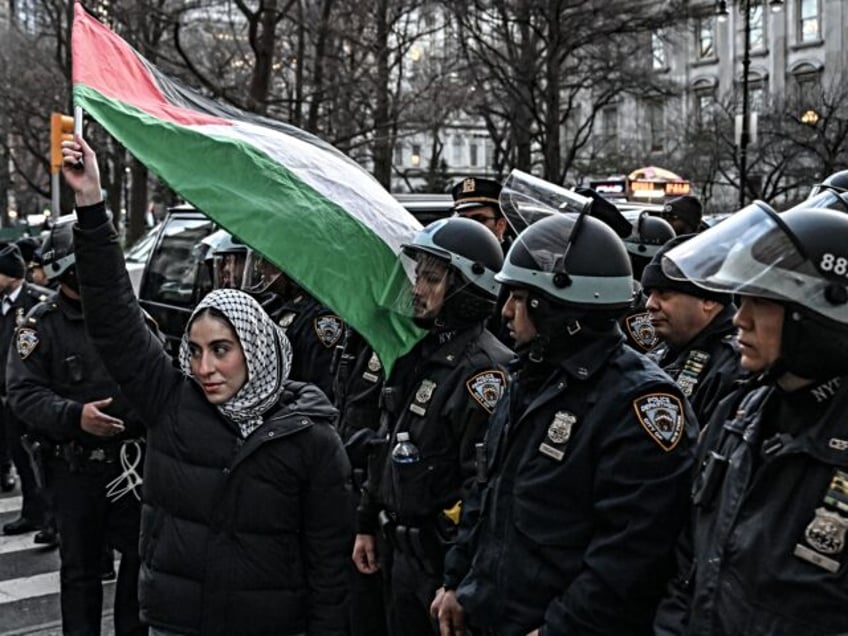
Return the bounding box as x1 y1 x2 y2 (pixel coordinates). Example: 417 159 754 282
391 454 455 520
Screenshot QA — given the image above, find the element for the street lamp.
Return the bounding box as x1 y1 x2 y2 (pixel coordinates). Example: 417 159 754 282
717 0 783 206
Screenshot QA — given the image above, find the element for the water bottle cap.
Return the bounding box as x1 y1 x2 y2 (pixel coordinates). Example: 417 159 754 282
396 432 410 442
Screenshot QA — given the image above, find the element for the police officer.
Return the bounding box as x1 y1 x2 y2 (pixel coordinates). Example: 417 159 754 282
654 205 848 635
451 177 509 248
620 212 676 354
642 236 744 426
0 243 53 539
353 217 513 635
6 216 147 636
662 195 703 235
239 247 345 401
433 212 697 635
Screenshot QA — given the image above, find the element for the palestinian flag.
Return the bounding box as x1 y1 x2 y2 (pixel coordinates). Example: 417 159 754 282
71 1 424 373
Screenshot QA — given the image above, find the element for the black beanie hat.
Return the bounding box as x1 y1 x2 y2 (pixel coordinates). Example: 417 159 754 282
663 195 702 228
641 235 732 305
0 244 27 279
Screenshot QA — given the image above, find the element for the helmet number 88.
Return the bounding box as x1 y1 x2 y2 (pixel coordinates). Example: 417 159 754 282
820 253 848 276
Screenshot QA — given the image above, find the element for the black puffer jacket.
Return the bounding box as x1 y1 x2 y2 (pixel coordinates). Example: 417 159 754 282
73 208 352 636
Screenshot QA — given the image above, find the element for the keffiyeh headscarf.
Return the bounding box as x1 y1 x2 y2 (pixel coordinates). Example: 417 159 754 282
178 289 293 438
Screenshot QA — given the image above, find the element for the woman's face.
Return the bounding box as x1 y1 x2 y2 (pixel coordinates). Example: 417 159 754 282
188 314 247 404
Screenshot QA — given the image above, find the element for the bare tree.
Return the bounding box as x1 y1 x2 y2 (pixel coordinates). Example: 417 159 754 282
445 0 686 183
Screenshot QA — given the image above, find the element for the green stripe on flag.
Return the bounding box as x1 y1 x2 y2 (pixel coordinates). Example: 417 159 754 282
75 85 423 373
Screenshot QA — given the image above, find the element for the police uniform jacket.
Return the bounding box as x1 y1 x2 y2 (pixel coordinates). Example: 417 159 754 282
6 291 145 446
651 303 743 426
445 331 697 635
0 281 52 393
262 290 344 402
357 325 512 536
333 329 383 445
654 376 848 636
72 210 352 636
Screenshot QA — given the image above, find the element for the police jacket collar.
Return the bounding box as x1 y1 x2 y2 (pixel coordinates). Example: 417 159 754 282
557 329 623 382
733 377 848 467
426 322 486 368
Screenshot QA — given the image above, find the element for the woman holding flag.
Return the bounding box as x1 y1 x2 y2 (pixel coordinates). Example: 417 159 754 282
60 134 352 635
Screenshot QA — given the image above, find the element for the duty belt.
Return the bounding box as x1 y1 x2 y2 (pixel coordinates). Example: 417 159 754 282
378 510 444 576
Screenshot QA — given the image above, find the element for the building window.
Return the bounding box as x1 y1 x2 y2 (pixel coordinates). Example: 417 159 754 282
648 102 665 152
452 137 462 166
695 15 716 60
469 142 479 167
652 30 667 70
798 0 821 42
411 144 422 168
694 89 715 125
394 143 404 166
749 82 766 112
602 106 619 148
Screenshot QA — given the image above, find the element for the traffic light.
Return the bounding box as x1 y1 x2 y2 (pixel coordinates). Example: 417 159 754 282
50 112 75 174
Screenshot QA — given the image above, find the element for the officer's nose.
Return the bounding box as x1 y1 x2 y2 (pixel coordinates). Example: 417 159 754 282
502 294 515 321
733 298 753 330
644 290 660 312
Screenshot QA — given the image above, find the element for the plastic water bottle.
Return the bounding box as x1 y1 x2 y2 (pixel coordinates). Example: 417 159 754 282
391 432 421 464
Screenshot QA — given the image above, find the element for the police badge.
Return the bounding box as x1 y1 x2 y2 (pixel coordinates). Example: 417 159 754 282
794 507 848 572
624 312 659 352
465 370 506 414
410 379 437 416
16 327 40 360
15 307 24 327
538 411 577 462
362 352 382 383
313 314 343 348
633 393 685 452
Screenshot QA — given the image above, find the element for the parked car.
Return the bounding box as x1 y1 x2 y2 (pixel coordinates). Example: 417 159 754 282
125 223 161 295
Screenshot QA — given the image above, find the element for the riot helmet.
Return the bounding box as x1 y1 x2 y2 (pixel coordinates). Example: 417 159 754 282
661 202 848 379
496 212 634 361
202 230 248 290
809 169 848 198
389 217 504 329
624 212 676 279
41 215 77 287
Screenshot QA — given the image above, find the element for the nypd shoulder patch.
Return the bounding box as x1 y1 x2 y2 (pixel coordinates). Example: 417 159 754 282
313 314 344 348
633 392 685 452
466 370 507 414
624 311 659 352
16 327 40 360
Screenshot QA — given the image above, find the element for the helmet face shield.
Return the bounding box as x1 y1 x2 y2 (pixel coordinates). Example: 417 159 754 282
243 251 282 294
661 202 848 324
212 251 247 290
381 249 481 328
499 169 592 237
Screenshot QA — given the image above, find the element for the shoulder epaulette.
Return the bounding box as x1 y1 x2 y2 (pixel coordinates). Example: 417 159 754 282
24 300 59 325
